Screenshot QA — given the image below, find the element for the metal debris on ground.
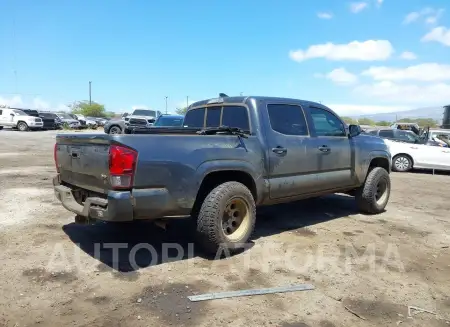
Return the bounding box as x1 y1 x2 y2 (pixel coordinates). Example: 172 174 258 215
344 305 367 320
187 284 315 302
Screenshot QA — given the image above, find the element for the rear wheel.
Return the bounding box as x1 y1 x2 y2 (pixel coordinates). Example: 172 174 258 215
356 167 391 214
109 126 122 134
392 154 412 172
17 121 29 131
196 181 256 255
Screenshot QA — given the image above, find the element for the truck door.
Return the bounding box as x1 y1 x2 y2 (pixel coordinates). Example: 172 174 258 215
304 106 354 191
264 103 321 199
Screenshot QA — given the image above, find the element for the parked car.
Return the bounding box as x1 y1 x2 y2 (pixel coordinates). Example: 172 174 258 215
87 116 108 127
390 122 420 135
124 108 162 128
124 114 185 133
365 128 445 147
153 114 184 127
37 111 63 130
53 95 392 254
421 128 450 147
0 108 44 131
56 113 81 129
104 119 126 134
69 114 98 129
385 138 450 172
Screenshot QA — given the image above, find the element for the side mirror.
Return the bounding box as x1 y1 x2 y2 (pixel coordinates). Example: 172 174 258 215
348 124 362 138
10 113 14 116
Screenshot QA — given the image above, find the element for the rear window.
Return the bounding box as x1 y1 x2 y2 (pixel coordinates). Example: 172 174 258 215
379 130 394 138
183 108 205 127
205 107 221 127
183 105 249 131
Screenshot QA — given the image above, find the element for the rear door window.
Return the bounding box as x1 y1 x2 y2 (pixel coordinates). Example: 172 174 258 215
267 104 308 135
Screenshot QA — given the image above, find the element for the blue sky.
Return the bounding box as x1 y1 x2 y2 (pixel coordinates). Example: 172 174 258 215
0 0 449 115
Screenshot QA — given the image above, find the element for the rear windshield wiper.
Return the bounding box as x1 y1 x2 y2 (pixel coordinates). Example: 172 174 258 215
197 126 249 138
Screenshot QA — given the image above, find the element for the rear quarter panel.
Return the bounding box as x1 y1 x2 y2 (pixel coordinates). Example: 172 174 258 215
113 134 266 209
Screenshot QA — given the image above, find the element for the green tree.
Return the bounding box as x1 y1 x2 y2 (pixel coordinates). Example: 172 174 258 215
341 116 357 124
358 118 376 126
69 100 106 117
175 107 188 115
377 120 391 126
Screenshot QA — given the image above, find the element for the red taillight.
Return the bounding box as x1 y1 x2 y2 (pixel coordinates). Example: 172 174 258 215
109 145 137 189
54 143 59 173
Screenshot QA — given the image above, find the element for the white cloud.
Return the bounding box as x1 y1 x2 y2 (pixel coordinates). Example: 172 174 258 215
399 51 417 60
350 2 368 13
289 40 394 62
362 63 450 82
421 26 450 46
403 12 420 24
353 81 450 104
325 68 358 85
0 95 23 108
403 8 444 25
0 95 70 112
376 0 384 6
327 103 409 116
317 12 333 19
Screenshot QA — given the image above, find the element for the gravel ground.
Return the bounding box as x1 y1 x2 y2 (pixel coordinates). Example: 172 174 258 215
0 129 449 327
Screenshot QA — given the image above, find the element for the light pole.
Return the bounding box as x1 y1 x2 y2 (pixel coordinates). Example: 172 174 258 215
186 96 189 108
165 96 168 114
89 81 92 105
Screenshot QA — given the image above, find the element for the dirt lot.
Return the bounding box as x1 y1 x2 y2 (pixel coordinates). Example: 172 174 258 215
0 129 449 327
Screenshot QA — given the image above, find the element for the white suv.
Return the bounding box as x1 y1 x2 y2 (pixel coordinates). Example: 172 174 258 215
0 108 44 131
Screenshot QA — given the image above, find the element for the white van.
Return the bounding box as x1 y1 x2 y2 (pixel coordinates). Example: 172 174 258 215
0 108 44 131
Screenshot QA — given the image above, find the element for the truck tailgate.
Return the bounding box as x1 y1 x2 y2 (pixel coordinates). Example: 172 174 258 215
55 134 112 193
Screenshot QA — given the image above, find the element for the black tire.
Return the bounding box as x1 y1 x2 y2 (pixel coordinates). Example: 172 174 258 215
74 215 96 225
392 154 412 172
17 121 29 132
75 215 88 224
355 167 391 214
109 125 122 134
196 181 256 255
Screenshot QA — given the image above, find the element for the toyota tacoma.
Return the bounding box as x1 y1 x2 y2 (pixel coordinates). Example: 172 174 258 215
53 95 391 254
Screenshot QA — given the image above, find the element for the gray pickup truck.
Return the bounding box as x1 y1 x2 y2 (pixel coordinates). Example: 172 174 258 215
53 95 391 254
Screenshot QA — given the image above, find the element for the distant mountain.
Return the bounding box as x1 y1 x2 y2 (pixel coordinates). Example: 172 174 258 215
351 106 446 123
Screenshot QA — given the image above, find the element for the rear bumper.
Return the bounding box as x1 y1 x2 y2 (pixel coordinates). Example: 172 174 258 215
53 176 188 222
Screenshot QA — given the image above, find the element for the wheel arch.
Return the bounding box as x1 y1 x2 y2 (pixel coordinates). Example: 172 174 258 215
192 168 258 216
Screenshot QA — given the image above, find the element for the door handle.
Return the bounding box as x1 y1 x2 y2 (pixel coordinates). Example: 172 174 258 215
318 145 330 153
272 147 287 155
410 146 418 149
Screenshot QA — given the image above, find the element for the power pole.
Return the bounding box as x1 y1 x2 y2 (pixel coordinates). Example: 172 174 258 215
89 81 92 105
165 96 168 114
186 96 189 108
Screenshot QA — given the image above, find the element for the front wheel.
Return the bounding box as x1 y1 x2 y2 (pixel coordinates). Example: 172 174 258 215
196 181 256 255
17 121 29 131
355 167 391 214
392 154 412 172
109 126 122 134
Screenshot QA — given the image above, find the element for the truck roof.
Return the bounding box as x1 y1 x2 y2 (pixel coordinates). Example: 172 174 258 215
190 96 328 110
